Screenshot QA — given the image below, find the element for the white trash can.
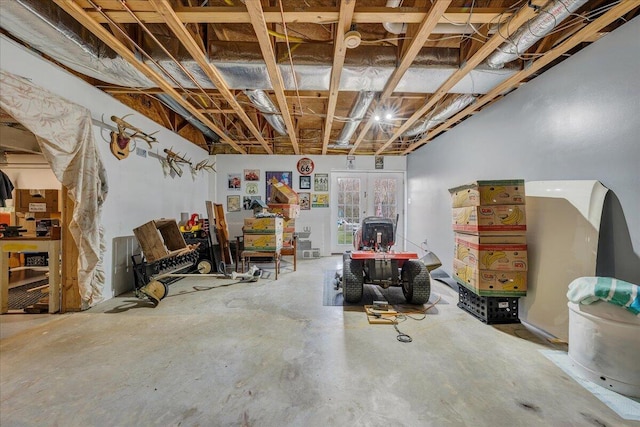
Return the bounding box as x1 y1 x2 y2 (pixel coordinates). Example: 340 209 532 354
568 301 640 398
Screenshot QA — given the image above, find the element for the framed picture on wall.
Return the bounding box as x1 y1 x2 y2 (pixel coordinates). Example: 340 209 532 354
227 195 241 212
312 193 329 208
244 169 260 181
314 173 328 192
299 175 311 190
298 192 310 210
265 171 292 203
228 173 241 190
246 183 259 195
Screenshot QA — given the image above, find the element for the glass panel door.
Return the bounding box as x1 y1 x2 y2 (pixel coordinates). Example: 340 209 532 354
331 172 404 253
331 174 365 253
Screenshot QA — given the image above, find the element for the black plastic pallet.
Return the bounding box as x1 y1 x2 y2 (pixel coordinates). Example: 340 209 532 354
457 286 520 324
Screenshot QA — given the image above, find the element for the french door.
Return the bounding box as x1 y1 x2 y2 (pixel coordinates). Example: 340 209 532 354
330 172 404 254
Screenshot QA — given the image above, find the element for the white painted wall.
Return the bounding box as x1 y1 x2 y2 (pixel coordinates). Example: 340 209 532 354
1 155 61 197
211 154 406 255
406 17 640 285
1 36 210 299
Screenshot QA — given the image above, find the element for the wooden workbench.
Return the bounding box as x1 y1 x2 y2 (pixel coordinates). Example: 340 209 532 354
0 236 61 314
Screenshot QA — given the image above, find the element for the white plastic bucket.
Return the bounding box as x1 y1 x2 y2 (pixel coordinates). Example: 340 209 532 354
568 301 640 398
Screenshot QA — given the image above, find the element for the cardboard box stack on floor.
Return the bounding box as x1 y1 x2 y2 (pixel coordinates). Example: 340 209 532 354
243 217 283 251
267 181 299 248
449 180 528 297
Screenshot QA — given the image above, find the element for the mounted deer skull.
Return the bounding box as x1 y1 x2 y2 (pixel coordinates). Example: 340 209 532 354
109 114 158 160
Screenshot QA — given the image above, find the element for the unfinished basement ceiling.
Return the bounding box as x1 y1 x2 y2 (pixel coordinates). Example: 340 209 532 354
0 0 638 156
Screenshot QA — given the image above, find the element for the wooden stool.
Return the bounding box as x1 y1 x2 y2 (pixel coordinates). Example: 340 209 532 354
241 249 281 280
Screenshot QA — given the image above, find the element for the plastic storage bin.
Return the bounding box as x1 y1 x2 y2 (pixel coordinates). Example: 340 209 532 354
458 286 520 324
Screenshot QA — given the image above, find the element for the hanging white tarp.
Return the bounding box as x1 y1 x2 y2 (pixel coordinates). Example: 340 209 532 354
0 69 108 308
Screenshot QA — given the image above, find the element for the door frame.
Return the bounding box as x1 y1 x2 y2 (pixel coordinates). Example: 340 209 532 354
330 170 406 254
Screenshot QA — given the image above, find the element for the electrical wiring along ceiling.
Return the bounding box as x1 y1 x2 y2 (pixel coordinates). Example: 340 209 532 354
0 0 638 156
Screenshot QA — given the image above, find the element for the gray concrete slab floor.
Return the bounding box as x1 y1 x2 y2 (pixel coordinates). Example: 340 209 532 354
1 256 636 426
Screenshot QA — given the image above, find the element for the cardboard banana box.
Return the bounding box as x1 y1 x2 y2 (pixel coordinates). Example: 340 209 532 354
454 233 528 272
243 233 283 251
453 258 527 296
449 180 525 208
243 217 283 234
283 218 296 233
452 204 526 235
268 204 300 219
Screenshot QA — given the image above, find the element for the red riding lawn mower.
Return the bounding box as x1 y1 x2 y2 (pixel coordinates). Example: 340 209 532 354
341 217 440 304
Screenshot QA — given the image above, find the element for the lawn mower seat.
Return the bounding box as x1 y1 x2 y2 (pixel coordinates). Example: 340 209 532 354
356 217 395 251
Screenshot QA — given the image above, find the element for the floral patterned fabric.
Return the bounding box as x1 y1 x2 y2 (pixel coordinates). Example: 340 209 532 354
0 70 108 308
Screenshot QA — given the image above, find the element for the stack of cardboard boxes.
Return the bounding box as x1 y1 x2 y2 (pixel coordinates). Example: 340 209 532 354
449 180 528 322
243 217 283 251
267 181 299 249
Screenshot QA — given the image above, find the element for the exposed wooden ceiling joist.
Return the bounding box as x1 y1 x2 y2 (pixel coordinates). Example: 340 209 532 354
3 1 633 157
149 0 273 154
348 0 451 154
375 3 539 155
321 0 356 155
83 6 511 25
245 0 299 154
52 0 247 154
402 0 640 155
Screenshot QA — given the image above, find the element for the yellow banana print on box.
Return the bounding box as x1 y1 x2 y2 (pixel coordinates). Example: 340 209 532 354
501 206 524 225
481 251 507 269
456 245 470 261
481 186 506 204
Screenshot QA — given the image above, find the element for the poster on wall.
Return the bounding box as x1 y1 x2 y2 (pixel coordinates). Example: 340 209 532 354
299 175 311 190
265 171 292 203
228 173 241 190
227 195 241 212
243 196 262 210
314 173 328 192
312 193 329 208
375 156 384 170
347 155 355 170
298 192 310 210
246 183 259 195
244 169 260 181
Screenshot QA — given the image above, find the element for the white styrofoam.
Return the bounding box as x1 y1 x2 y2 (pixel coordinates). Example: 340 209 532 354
520 180 608 341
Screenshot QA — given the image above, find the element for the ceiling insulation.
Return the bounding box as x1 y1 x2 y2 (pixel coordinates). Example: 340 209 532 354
0 0 637 155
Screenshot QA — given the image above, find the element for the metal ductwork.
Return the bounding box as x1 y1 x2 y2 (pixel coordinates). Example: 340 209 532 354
0 0 519 95
486 0 588 69
383 0 407 35
0 0 222 143
334 91 376 146
243 90 287 136
156 94 220 143
403 94 477 138
0 0 523 145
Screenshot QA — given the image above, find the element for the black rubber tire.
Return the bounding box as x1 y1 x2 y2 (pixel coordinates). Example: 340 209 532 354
401 260 431 304
343 258 364 303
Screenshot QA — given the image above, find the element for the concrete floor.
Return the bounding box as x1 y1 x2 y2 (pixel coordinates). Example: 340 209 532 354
0 256 636 426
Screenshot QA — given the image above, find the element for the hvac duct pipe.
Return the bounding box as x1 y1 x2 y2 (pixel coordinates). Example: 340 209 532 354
156 94 220 143
382 0 407 34
334 91 376 146
403 94 476 138
243 90 288 135
486 0 588 69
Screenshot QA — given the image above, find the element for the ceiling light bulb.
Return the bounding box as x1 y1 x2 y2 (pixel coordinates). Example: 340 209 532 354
385 113 392 120
374 115 381 121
